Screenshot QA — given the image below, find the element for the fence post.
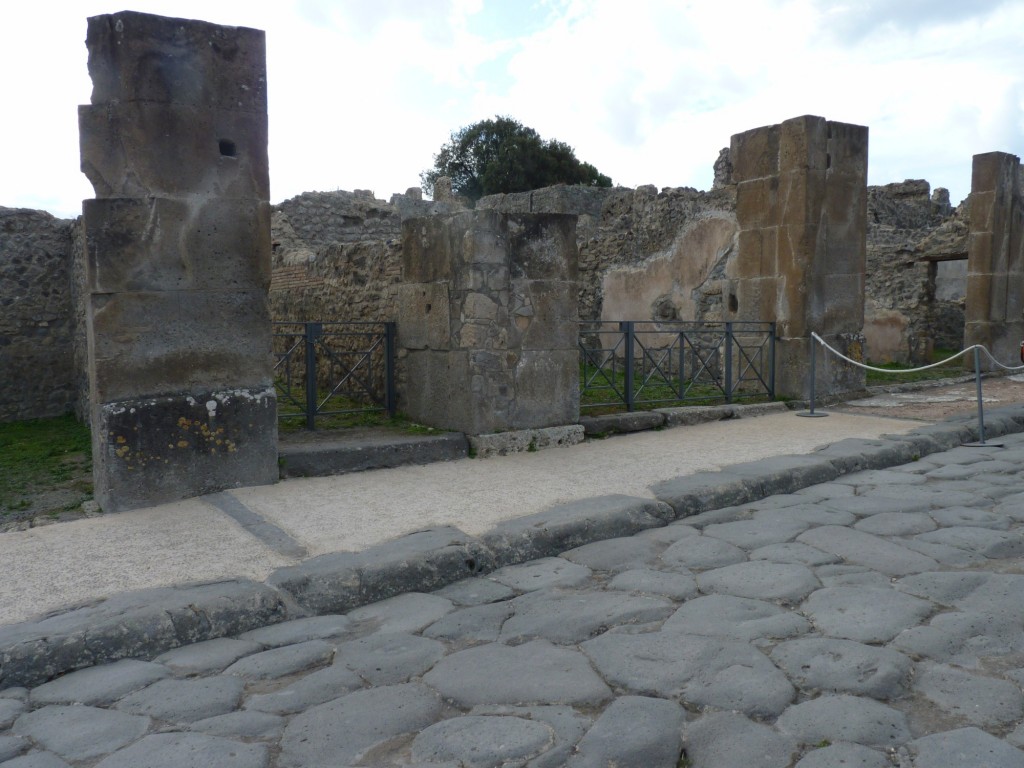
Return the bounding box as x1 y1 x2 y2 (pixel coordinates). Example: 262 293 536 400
768 323 777 400
974 346 987 445
384 322 397 418
724 322 734 403
620 321 635 411
304 322 321 430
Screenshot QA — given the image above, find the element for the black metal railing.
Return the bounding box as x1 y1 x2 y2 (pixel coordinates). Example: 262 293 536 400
579 320 776 411
273 321 396 429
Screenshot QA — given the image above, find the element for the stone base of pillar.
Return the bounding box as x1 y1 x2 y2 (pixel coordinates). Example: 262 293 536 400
92 387 278 512
774 334 866 401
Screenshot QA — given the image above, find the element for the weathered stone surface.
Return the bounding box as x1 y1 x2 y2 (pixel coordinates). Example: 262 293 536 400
683 711 799 768
189 710 284 740
696 561 820 603
913 662 1024 727
914 526 1024 558
423 640 612 708
797 526 940 575
906 727 1024 768
853 512 937 536
0 753 72 768
237 615 353 648
567 696 685 768
488 557 592 591
660 534 747 570
481 495 673 567
608 568 698 600
750 542 841 566
0 699 24 730
93 732 268 768
582 630 794 716
468 705 591 768
770 638 913 698
154 638 263 676
432 577 515 606
412 715 555 767
664 594 810 641
892 610 1024 666
222 640 334 681
795 743 891 768
775 695 911 748
562 536 664 573
333 632 446 686
28 660 169 707
345 592 455 635
243 664 362 715
801 586 936 643
13 705 150 762
703 518 809 549
114 676 244 723
422 602 515 645
0 734 28 762
278 684 443 766
498 589 675 644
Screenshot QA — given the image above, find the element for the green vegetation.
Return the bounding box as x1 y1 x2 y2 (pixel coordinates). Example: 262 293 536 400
580 361 771 416
865 348 967 386
0 414 93 519
421 116 612 203
276 388 438 435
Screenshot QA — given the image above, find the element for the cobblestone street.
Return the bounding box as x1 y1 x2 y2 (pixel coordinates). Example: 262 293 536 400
4 433 1024 767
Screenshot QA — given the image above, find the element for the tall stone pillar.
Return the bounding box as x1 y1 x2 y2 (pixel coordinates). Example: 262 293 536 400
397 211 579 435
79 11 277 512
965 152 1024 368
726 115 868 399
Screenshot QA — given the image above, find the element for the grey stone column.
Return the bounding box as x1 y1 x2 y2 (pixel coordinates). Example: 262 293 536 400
79 11 277 512
397 211 580 435
726 115 868 399
965 152 1024 368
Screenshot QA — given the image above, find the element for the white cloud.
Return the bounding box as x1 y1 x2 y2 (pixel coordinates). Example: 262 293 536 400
1 0 1022 217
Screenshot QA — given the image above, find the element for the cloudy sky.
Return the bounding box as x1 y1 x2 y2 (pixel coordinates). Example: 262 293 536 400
2 0 1022 219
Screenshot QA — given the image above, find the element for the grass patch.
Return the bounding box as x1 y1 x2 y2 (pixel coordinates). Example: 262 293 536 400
580 363 772 416
0 414 93 518
865 348 967 386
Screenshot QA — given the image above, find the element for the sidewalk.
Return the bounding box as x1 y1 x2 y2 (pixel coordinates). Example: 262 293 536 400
0 409 933 628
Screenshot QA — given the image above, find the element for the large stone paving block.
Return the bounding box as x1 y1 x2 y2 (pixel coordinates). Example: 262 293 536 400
775 695 910 748
906 726 1024 768
663 594 809 641
86 11 267 112
800 586 936 643
797 526 940 575
423 640 612 708
412 715 557 767
92 388 278 512
0 580 291 689
582 630 794 717
93 732 269 768
83 197 271 294
29 659 169 707
913 661 1024 727
80 103 269 199
567 696 685 768
770 638 912 699
89 290 273 403
683 712 799 768
480 495 674 567
13 705 151 763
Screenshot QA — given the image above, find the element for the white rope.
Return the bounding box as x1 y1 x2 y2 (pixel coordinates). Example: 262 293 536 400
811 333 978 376
979 346 1024 373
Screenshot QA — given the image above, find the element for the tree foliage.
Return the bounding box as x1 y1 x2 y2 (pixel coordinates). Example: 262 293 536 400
420 116 612 203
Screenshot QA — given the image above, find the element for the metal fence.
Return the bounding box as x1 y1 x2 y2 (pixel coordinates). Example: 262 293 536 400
579 320 776 411
273 321 396 429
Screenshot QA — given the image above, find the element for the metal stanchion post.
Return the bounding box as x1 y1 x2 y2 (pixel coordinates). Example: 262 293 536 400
797 334 827 418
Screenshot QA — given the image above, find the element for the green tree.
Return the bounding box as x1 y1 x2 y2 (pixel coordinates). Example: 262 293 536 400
421 116 612 203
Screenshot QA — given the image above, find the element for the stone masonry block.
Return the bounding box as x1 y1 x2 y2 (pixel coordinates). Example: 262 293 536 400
725 277 778 325
807 273 864 335
778 168 825 232
399 350 474 433
730 123 780 182
513 349 580 429
401 216 456 283
778 115 828 173
736 178 778 230
86 11 267 112
89 290 272 403
517 280 579 351
824 120 869 174
969 191 997 234
971 152 1018 195
506 214 579 280
396 283 450 350
83 197 270 293
93 388 277 512
731 229 778 280
79 103 269 200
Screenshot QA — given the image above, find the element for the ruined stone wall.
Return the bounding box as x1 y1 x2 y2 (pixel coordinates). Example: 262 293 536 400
479 183 738 323
864 180 966 362
0 208 79 422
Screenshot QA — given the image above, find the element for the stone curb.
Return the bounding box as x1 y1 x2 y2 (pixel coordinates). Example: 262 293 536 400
580 401 789 436
278 431 467 478
3 404 1023 690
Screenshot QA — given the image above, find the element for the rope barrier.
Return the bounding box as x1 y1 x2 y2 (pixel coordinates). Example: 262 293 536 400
803 332 1024 446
